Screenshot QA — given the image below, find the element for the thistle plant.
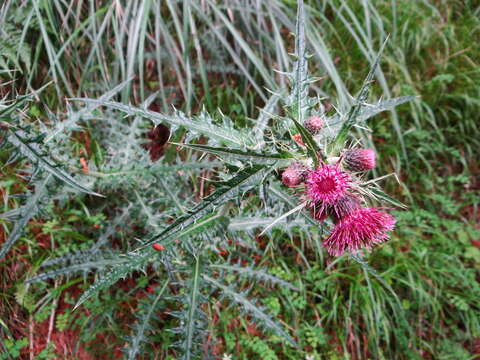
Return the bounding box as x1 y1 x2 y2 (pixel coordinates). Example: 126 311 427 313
0 1 415 358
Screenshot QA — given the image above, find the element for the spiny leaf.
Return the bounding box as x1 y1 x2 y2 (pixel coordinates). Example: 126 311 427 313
0 175 51 262
74 249 155 309
291 117 322 166
142 165 269 248
228 216 307 232
292 0 308 125
210 264 299 291
158 213 229 248
26 259 120 283
176 143 291 165
70 98 251 147
183 254 202 360
7 129 102 197
352 96 416 124
254 94 280 144
268 184 318 226
0 83 50 120
370 187 407 209
126 280 169 360
0 94 32 120
321 96 416 139
259 202 307 236
203 275 298 347
333 37 389 151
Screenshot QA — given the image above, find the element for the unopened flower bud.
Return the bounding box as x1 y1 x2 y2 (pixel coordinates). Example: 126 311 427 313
343 149 376 172
282 162 308 187
304 116 324 135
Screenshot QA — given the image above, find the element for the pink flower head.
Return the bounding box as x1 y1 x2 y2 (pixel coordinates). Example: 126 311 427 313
343 148 376 172
323 208 396 256
304 116 324 135
310 204 329 222
306 165 350 205
282 162 308 187
310 194 360 223
331 194 361 220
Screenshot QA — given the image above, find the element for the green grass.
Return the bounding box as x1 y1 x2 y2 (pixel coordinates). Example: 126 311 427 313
1 0 479 359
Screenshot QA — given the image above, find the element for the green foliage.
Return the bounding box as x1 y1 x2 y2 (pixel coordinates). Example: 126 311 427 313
1 0 478 359
0 5 32 73
0 338 28 360
242 335 279 360
125 280 169 360
0 175 51 261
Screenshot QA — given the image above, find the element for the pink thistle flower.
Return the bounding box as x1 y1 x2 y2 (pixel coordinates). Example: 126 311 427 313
310 204 329 222
343 148 376 172
310 194 360 223
331 194 361 220
282 162 308 187
304 116 324 135
323 208 396 256
306 165 351 205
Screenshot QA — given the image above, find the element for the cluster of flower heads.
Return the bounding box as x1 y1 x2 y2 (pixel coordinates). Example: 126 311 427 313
282 116 396 256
